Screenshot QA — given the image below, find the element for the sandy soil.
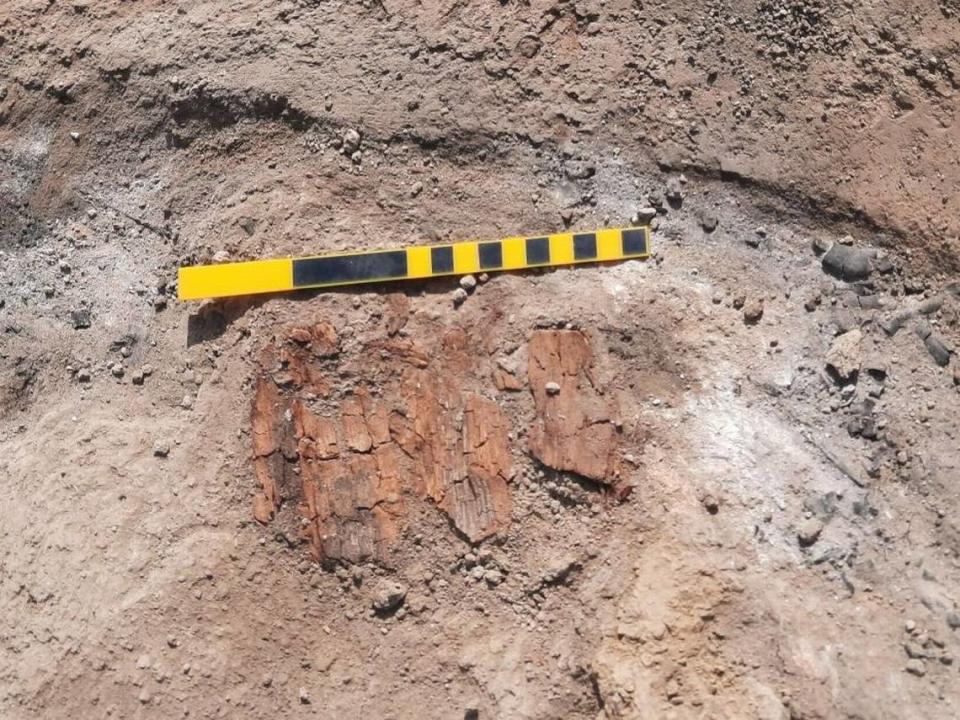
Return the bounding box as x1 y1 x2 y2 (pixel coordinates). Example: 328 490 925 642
2 2 959 719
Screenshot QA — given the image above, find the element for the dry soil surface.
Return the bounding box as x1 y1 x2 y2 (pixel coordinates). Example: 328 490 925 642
2 2 960 719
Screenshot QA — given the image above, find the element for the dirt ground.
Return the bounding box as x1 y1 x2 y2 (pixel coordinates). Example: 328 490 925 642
2 1 960 718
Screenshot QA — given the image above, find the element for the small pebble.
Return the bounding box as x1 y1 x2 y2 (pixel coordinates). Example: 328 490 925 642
905 659 926 677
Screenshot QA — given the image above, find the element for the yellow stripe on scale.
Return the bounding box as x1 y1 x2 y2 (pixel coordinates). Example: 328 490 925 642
177 226 651 301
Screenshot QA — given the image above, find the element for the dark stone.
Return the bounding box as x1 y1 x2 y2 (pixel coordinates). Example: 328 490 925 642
925 335 952 367
821 244 873 282
881 311 913 337
70 308 91 329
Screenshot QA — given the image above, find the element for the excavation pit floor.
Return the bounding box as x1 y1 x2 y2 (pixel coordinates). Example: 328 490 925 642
2 2 959 719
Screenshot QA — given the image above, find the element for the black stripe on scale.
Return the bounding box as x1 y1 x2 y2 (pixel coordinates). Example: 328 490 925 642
478 241 503 269
431 245 454 274
525 237 550 265
621 228 648 256
293 250 409 287
572 232 598 260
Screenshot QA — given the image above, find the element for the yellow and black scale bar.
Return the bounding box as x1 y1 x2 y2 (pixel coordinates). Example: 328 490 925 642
177 225 651 300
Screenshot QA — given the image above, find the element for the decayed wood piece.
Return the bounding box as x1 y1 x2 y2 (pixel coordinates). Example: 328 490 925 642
251 324 513 564
527 330 620 483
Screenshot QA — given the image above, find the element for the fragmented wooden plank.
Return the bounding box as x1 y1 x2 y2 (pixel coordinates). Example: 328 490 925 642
449 394 512 542
527 330 621 483
251 323 514 563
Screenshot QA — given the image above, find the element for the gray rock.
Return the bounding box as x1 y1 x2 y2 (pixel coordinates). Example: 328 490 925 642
821 244 873 282
904 642 928 659
452 288 468 306
299 687 311 704
892 89 915 110
946 611 960 629
152 440 170 458
459 275 477 291
699 213 718 233
470 565 485 581
372 580 406 612
915 320 932 340
858 295 883 310
918 296 944 315
632 207 658 224
71 308 91 329
545 381 561 396
797 518 824 547
905 659 926 676
76 368 91 383
541 555 581 585
881 310 914 337
925 335 952 367
342 128 361 154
